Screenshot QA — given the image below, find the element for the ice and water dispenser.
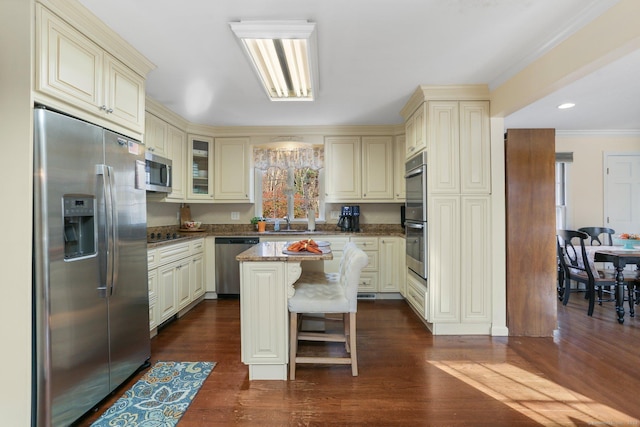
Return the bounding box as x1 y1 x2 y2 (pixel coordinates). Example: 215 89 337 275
63 195 96 260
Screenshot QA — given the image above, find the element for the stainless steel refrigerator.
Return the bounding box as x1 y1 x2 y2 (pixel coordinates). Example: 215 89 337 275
33 107 150 426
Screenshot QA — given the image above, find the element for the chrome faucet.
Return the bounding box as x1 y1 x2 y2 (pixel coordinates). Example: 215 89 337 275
283 215 291 230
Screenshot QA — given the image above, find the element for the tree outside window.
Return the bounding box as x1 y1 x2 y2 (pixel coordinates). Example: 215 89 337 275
254 144 324 221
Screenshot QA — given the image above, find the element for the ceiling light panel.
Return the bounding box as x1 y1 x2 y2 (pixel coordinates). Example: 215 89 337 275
230 20 318 101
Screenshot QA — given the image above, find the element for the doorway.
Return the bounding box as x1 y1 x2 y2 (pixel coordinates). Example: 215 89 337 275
604 153 640 234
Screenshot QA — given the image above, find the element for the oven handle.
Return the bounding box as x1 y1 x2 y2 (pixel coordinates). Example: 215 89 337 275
404 167 424 179
405 222 425 230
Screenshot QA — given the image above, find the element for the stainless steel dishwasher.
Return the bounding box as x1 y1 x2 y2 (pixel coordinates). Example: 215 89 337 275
215 237 259 296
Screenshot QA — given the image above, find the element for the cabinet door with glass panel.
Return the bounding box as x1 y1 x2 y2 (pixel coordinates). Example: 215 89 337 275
187 134 214 200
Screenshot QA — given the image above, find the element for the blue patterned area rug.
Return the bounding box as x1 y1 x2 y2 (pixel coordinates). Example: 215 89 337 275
91 361 215 427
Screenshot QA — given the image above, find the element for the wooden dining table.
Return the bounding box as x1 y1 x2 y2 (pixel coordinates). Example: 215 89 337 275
585 246 640 324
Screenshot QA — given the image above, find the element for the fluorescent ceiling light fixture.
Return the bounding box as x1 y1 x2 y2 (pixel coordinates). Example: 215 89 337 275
557 102 576 109
230 20 318 101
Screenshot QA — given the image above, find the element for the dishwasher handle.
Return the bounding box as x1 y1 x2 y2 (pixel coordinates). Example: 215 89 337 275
215 237 260 245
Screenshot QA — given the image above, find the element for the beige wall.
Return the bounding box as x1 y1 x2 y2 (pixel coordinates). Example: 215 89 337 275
147 201 404 228
556 134 640 230
1 1 33 424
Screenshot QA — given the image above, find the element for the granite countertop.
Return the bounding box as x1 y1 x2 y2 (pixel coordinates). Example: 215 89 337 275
235 241 333 262
147 224 405 249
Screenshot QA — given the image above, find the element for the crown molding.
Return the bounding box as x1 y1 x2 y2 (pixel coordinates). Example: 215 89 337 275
38 0 155 77
556 129 640 137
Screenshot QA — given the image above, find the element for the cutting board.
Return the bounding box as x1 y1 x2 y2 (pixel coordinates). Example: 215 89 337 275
180 205 192 224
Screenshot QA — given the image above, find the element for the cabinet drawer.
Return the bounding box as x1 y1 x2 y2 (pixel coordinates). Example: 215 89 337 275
351 236 378 250
157 241 191 265
406 272 426 317
147 249 158 270
190 238 204 254
362 251 378 271
358 272 378 293
322 237 350 251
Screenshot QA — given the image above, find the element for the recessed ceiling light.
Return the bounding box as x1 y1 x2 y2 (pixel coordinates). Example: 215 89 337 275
557 103 576 109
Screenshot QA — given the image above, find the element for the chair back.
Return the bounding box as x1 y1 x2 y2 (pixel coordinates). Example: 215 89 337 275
578 227 615 246
557 229 594 281
340 243 369 312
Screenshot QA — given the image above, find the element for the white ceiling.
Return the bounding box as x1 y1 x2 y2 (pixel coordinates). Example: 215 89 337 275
78 0 639 132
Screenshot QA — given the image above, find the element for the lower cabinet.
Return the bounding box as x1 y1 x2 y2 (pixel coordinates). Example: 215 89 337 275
262 235 404 293
148 238 205 335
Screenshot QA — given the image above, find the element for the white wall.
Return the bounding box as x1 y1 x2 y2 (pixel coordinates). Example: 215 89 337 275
555 134 640 229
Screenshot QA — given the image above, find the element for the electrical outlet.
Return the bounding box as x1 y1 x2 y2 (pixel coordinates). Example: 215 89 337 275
231 212 240 220
330 211 339 219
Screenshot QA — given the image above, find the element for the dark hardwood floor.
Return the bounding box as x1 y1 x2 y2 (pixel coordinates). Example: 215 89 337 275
76 294 640 426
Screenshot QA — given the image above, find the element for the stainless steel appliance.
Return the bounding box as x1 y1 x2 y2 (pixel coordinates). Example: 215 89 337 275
337 205 360 232
405 152 428 280
215 237 260 296
145 151 172 192
33 107 150 427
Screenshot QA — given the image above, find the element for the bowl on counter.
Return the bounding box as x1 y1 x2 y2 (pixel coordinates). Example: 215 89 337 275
182 221 202 230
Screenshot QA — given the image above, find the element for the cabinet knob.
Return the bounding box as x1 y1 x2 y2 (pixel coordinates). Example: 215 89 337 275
99 105 107 111
107 108 113 114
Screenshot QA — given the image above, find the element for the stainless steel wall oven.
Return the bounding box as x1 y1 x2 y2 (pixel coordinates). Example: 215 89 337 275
405 151 428 280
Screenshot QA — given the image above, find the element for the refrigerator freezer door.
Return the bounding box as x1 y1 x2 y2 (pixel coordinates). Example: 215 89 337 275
103 130 150 389
34 108 111 426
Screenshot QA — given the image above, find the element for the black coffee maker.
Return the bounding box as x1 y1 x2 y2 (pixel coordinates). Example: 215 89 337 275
337 205 360 232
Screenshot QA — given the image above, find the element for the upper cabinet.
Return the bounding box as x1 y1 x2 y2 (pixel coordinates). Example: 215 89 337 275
394 135 406 201
145 113 168 156
187 135 214 200
429 100 491 194
362 136 394 200
35 4 152 137
325 135 395 202
404 103 426 157
325 136 361 201
213 137 251 202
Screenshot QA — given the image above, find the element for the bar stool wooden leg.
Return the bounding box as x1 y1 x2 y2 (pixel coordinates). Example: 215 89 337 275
289 312 298 380
349 313 358 376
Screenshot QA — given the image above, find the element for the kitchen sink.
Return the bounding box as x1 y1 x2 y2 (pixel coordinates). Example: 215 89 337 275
262 230 314 234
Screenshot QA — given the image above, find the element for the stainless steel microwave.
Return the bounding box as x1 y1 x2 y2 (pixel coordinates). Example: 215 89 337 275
145 152 172 192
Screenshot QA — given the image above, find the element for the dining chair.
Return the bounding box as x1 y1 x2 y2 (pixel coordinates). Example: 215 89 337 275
288 243 369 380
557 230 635 316
578 227 615 246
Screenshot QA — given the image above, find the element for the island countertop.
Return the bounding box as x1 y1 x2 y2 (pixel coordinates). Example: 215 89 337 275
236 241 333 262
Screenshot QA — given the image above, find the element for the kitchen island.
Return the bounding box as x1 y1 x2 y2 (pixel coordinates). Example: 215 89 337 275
236 241 333 380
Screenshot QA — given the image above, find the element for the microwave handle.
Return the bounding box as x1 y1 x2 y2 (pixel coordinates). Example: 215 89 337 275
404 167 423 179
405 222 424 230
161 165 172 186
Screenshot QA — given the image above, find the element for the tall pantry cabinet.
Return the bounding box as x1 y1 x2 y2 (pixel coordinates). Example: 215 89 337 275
400 85 492 335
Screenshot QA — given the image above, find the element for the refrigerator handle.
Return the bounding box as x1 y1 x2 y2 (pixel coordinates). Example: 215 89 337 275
107 165 119 295
97 164 115 297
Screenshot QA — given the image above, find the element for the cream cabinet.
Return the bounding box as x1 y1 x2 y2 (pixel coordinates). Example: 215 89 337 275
362 136 394 200
145 112 186 201
166 125 187 201
325 137 361 201
379 237 405 292
350 237 379 292
35 4 146 135
394 135 406 201
187 135 214 200
401 85 492 335
325 136 395 202
147 260 158 336
144 113 168 156
429 100 491 194
147 238 205 334
214 137 251 202
404 102 426 158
